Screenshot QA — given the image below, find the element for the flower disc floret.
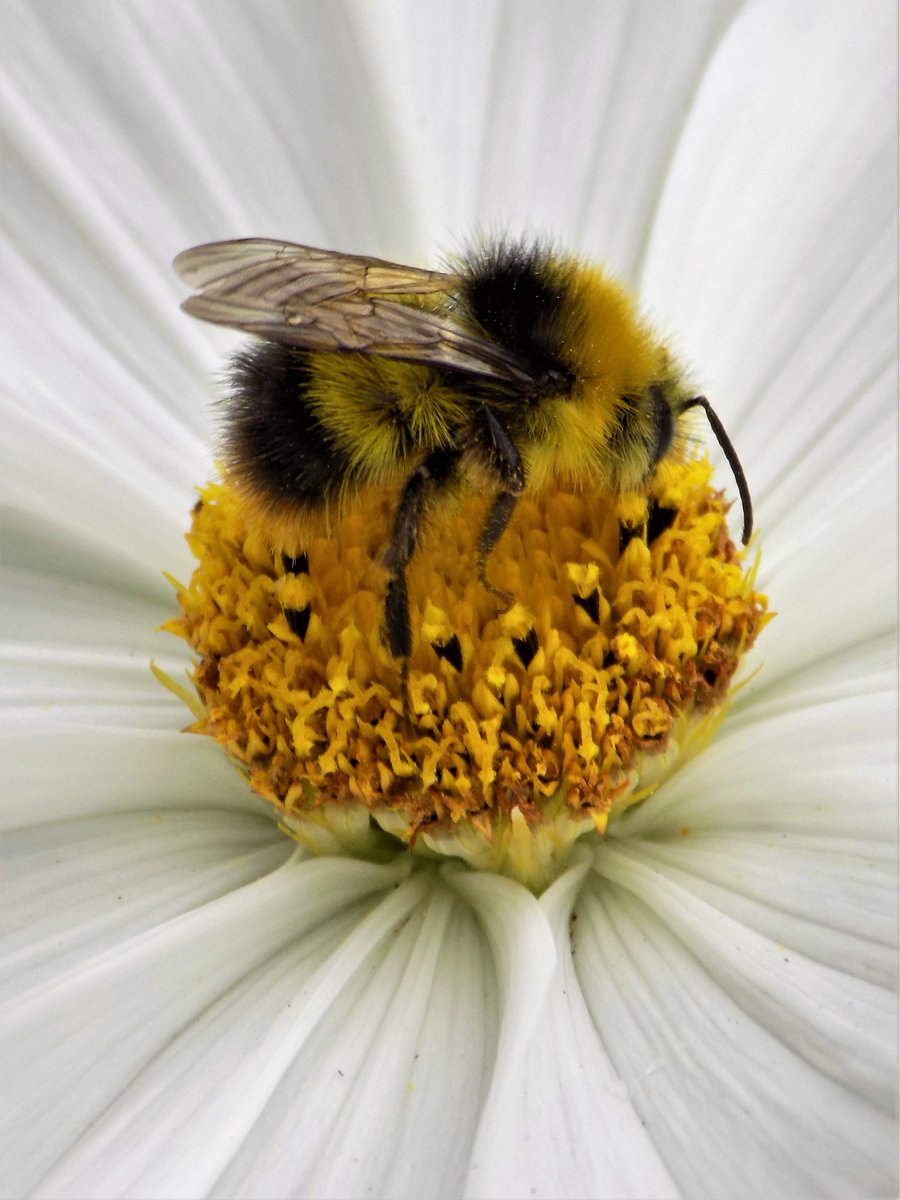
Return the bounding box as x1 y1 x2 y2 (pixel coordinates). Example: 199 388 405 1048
164 459 768 889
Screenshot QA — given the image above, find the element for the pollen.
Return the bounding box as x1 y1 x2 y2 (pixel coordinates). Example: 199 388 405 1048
163 460 769 890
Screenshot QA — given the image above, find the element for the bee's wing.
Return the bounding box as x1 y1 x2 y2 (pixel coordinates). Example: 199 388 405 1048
174 239 537 385
173 239 456 299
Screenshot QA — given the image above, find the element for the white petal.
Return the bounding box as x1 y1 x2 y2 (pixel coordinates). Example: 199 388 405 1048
0 811 289 1004
0 396 200 594
457 852 678 1199
605 828 895 990
639 0 897 597
444 868 560 1198
27 865 496 1200
642 0 896 420
359 0 741 271
213 873 492 1199
613 690 895 843
0 852 415 1198
0 2 426 266
594 841 895 1102
734 629 896 721
1 526 193 731
1 0 748 277
607 686 896 1006
577 859 896 1198
0 726 251 831
736 450 897 700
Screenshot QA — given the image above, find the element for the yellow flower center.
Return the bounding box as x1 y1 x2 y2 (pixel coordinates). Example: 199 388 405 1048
161 458 769 890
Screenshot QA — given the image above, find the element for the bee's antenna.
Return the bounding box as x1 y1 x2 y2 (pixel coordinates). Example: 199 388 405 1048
683 396 753 545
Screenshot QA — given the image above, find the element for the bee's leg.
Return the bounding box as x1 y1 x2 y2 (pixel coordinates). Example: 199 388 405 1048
382 448 461 719
382 474 426 661
474 405 526 607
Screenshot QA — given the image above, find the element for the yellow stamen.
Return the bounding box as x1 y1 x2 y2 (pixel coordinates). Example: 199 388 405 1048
162 458 770 891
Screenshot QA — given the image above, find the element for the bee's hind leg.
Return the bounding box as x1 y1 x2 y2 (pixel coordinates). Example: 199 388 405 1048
382 448 461 723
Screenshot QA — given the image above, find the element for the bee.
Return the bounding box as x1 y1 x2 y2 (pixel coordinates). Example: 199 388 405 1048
174 237 752 680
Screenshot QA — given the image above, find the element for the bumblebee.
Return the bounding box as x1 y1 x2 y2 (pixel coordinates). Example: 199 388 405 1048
174 237 752 669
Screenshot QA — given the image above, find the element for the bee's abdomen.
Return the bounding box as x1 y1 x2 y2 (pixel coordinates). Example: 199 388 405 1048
225 342 352 509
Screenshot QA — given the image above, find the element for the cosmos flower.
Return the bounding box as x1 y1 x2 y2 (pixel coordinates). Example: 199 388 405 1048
1 2 896 1198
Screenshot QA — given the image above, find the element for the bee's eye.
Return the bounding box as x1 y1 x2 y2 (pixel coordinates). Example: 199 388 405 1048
650 385 674 465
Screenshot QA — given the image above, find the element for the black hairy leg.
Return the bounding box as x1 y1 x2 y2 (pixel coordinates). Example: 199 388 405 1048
473 405 526 608
382 447 462 720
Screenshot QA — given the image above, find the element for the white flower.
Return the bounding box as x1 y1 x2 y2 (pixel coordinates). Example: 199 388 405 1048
1 2 896 1198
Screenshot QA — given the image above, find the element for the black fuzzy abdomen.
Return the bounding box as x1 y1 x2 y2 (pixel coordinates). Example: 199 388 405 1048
224 341 351 510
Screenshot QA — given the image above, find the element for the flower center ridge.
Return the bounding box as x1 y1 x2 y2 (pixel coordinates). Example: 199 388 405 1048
163 459 768 890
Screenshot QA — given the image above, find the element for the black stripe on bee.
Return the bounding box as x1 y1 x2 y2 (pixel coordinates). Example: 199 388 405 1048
227 342 354 508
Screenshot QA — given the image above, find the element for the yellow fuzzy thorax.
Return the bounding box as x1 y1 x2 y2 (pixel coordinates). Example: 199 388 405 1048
567 261 663 386
162 458 769 891
530 261 680 490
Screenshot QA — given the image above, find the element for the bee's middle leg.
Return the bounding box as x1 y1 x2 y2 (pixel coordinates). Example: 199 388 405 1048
382 448 461 666
474 406 526 607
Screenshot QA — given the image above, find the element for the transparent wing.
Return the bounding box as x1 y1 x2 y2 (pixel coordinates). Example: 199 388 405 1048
173 239 536 385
